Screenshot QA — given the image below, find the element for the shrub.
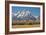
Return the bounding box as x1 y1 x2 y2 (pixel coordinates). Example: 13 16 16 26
28 23 33 25
33 22 40 25
12 22 24 25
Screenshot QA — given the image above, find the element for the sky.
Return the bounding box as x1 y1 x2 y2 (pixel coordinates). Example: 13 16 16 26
12 6 40 16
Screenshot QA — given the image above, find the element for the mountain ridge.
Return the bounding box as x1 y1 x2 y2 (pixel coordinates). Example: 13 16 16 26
12 10 38 20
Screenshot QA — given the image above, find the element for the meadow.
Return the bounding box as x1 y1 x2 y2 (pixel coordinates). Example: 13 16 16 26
12 20 40 28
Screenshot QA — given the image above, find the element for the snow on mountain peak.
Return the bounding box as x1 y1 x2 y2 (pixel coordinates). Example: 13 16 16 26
13 10 31 18
12 9 36 20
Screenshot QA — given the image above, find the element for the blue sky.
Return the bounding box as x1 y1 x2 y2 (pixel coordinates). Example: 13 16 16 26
12 6 40 16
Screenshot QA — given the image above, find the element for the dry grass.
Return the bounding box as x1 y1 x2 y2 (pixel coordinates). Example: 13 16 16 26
12 25 40 28
12 20 40 28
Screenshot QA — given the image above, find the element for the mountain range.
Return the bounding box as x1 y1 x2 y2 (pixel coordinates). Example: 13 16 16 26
12 10 39 21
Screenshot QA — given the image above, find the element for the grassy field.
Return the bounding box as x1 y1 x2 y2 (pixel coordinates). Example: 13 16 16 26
12 24 40 28
12 20 40 28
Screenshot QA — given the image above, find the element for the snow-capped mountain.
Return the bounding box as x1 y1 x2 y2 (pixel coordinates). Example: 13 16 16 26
35 16 40 22
34 16 38 19
12 10 36 20
38 16 40 20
